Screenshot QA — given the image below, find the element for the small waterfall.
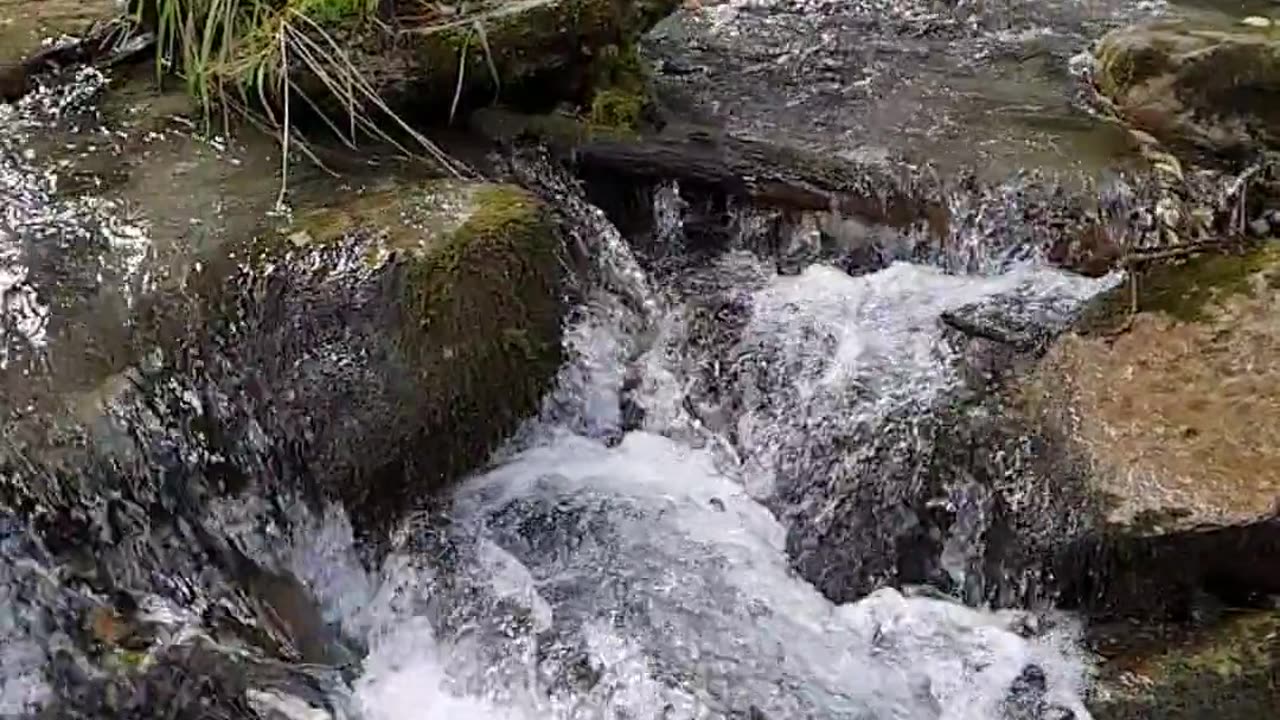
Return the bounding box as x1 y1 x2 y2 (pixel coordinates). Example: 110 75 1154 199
0 36 1138 720
320 161 1112 718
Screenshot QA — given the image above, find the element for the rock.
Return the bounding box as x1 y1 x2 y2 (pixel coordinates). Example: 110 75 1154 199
1002 664 1080 720
1022 245 1280 617
127 0 677 128
1251 216 1273 237
1089 611 1280 719
1093 21 1280 155
941 289 1088 354
143 180 567 529
0 0 116 68
38 640 336 719
1047 222 1124 278
643 0 1131 181
311 0 678 120
87 606 131 647
0 7 132 103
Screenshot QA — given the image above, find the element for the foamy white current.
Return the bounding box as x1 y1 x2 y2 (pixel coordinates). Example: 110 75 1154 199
1 52 1120 720
270 253 1109 720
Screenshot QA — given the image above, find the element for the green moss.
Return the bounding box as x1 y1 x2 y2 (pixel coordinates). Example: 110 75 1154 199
588 88 644 129
1138 245 1280 320
409 0 677 115
583 42 651 130
1079 244 1280 331
394 184 565 475
1093 611 1280 720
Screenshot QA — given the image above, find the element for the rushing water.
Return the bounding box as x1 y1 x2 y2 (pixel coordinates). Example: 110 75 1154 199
0 3 1159 717
0 127 1111 717
200 171 1108 718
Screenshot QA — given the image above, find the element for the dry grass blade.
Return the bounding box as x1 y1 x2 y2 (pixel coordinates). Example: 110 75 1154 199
473 19 501 103
449 29 471 124
284 13 474 177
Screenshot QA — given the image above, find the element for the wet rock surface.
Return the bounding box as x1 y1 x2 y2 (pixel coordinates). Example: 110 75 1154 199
7 0 1280 718
0 0 116 66
1094 19 1280 157
1023 245 1280 618
645 0 1146 180
156 179 569 529
1088 610 1280 719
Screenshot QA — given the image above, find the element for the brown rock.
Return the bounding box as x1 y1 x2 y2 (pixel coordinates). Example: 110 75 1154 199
1094 21 1280 155
1023 245 1280 616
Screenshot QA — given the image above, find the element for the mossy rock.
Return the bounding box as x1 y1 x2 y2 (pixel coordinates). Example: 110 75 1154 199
1091 611 1280 719
352 0 676 119
1022 245 1280 616
1078 242 1280 330
170 180 567 528
1093 20 1280 154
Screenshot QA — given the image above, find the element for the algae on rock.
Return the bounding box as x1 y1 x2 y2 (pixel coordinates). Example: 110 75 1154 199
169 180 567 528
1091 611 1280 720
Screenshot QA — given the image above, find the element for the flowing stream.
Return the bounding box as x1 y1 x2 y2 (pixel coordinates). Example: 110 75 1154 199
0 0 1213 716
196 168 1110 719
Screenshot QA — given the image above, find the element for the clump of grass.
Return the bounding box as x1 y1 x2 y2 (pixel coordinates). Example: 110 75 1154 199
138 0 472 201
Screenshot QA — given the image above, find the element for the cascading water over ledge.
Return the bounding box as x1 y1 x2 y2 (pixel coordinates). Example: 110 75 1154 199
10 0 1278 714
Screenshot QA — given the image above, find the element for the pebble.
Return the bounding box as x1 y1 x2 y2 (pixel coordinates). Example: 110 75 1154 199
1241 16 1272 28
1249 217 1271 237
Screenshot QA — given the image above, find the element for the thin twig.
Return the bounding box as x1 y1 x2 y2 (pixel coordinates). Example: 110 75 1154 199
1125 238 1237 263
276 27 290 211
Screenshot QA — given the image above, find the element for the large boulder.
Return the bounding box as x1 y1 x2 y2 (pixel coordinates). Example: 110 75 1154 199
0 0 118 100
139 180 568 528
1093 21 1280 156
1020 244 1280 617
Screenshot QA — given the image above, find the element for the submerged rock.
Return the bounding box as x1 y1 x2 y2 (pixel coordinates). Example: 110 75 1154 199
1094 21 1280 156
1022 245 1280 617
149 180 568 529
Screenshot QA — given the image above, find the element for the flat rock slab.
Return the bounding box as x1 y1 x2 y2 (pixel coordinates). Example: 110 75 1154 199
646 0 1147 181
